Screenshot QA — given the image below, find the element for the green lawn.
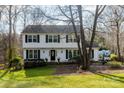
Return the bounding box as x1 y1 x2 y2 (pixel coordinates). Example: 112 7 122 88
0 66 124 88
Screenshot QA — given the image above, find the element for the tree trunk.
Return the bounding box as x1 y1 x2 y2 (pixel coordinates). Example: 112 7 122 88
69 5 84 69
8 5 12 66
77 5 88 70
116 22 121 60
88 6 99 67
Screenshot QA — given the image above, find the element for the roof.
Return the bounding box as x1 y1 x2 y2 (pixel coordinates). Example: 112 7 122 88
22 25 80 33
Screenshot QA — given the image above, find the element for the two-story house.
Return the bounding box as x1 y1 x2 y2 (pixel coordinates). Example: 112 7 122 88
22 25 99 62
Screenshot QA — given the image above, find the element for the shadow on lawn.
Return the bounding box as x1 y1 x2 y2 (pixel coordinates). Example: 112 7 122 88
25 66 55 77
0 70 9 79
92 72 124 83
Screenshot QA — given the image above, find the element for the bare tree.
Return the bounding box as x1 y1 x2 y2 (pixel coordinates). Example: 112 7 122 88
40 5 106 70
106 6 124 60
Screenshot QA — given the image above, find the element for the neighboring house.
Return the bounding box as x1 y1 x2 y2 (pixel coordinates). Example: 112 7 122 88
22 25 99 62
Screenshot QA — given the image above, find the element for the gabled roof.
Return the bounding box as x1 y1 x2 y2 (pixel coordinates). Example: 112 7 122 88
22 25 80 33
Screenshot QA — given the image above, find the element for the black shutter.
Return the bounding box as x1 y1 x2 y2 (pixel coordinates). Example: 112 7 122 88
66 50 68 59
46 35 48 43
58 35 60 43
37 35 40 43
78 50 79 55
92 49 94 58
66 35 68 43
25 35 27 43
38 50 40 59
26 50 28 59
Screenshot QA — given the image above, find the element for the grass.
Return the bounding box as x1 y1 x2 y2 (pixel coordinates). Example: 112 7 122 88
0 65 124 88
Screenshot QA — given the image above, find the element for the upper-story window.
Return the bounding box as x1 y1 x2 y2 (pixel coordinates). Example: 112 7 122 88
33 35 37 42
28 35 32 42
48 35 52 42
25 35 40 43
46 35 60 43
66 34 77 43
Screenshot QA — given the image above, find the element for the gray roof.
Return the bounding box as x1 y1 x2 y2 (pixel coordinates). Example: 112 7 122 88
22 25 80 33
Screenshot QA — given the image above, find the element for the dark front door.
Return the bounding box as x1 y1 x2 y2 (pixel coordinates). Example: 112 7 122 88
50 50 55 61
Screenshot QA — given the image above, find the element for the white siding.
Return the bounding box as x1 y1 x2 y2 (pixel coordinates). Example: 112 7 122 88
23 50 26 59
22 33 99 61
56 49 67 62
40 49 50 61
22 33 78 49
93 48 99 61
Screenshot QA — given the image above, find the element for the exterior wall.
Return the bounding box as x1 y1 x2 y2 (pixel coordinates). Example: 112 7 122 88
23 50 26 59
93 48 99 61
23 49 68 62
22 33 78 49
22 33 99 62
23 48 99 62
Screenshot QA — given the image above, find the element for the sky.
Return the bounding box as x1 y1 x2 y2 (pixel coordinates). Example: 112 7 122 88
6 5 96 34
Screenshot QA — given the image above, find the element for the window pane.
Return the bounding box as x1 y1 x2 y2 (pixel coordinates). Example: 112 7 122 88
69 50 72 58
49 35 52 42
33 35 37 42
68 35 73 42
74 36 77 42
53 35 58 42
73 50 77 57
29 50 33 58
34 50 38 58
28 35 32 42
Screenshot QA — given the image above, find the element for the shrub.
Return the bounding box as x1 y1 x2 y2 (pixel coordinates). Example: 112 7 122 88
110 54 118 61
69 56 80 62
107 61 122 69
10 56 23 70
99 47 108 51
24 59 46 68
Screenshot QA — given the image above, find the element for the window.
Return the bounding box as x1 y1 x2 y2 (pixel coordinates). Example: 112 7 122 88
46 35 60 43
28 35 32 42
53 35 58 42
26 35 39 43
73 50 79 57
66 34 76 43
66 50 79 59
73 50 77 57
49 35 52 42
34 50 38 58
68 35 73 42
33 35 37 42
28 50 33 59
69 50 72 58
26 50 40 59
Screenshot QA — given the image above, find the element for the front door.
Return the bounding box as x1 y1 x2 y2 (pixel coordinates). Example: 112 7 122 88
50 50 55 61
